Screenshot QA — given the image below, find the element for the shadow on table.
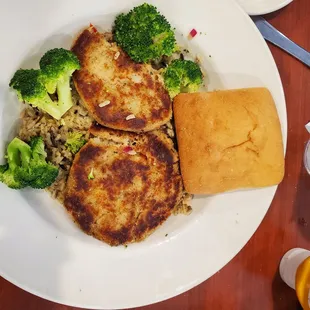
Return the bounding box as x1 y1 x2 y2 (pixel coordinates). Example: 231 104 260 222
272 269 302 310
292 159 310 240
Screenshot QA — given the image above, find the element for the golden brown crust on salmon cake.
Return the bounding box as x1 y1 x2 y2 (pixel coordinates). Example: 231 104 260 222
71 26 172 132
64 124 183 245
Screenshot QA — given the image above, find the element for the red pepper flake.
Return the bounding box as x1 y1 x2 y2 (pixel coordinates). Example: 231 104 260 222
188 28 197 39
89 23 98 32
123 146 133 153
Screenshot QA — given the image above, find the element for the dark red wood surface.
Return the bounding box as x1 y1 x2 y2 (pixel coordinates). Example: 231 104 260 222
1 0 309 309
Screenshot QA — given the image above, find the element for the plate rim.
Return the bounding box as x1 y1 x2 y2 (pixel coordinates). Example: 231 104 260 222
0 0 287 308
237 0 293 15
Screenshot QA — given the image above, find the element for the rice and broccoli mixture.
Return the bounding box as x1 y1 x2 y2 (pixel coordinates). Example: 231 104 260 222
18 87 92 203
18 85 192 213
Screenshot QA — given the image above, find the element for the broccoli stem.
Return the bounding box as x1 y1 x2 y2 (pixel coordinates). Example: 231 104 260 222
0 136 59 189
45 81 57 94
33 93 66 120
7 138 32 170
56 74 73 114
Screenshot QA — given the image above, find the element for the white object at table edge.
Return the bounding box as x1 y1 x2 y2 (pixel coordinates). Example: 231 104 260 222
236 0 293 15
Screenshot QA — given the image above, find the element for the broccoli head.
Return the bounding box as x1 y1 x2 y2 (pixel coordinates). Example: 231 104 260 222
40 48 80 93
0 138 32 189
40 48 80 115
114 3 176 63
22 136 59 189
0 136 58 190
9 69 65 120
10 48 80 120
163 59 203 98
0 166 24 189
65 132 87 154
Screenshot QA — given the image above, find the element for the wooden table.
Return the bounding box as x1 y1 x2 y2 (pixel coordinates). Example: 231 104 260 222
1 0 309 309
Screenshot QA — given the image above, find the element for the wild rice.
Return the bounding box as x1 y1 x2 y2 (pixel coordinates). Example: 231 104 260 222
18 85 192 213
18 86 93 203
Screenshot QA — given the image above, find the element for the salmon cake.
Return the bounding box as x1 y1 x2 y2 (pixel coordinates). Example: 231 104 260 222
64 123 184 245
71 25 172 132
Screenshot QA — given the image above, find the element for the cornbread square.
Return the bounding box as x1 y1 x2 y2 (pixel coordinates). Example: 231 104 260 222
173 88 285 194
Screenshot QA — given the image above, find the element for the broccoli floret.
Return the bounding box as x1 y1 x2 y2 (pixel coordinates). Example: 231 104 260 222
65 132 87 154
0 137 58 190
22 164 59 189
40 48 80 93
29 136 47 159
40 48 80 115
0 168 24 189
9 69 67 120
9 48 80 120
0 164 17 188
114 3 176 63
17 136 59 189
0 137 32 189
163 59 203 98
0 165 8 174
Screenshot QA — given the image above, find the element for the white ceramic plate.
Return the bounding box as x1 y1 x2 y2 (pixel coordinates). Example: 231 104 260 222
0 0 286 309
236 0 293 15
